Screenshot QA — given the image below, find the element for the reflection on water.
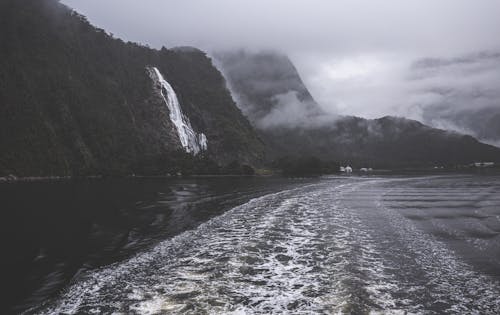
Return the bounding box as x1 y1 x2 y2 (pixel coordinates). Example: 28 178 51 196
1 177 308 313
4 175 500 314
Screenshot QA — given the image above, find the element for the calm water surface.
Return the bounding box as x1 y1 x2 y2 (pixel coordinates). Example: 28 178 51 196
3 175 500 314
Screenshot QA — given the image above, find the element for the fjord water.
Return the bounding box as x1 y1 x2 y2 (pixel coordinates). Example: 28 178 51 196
5 175 500 314
2 177 306 313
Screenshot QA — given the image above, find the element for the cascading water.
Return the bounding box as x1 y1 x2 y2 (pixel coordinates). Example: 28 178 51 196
150 67 207 155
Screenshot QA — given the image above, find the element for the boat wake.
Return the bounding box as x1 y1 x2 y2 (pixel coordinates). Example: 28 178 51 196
31 176 500 314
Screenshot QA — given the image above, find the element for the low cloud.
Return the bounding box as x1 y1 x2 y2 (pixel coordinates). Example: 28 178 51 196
295 51 500 144
257 91 337 130
408 52 500 143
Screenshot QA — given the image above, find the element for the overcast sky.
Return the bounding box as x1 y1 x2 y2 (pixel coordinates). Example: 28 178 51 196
61 0 500 141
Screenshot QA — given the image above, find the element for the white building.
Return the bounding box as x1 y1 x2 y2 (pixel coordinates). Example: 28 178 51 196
474 162 495 168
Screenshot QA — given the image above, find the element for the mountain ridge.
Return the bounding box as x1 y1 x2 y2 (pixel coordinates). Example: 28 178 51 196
214 50 500 168
1 1 499 176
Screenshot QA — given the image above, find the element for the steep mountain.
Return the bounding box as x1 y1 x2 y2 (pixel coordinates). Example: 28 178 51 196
213 50 324 129
215 51 500 168
0 0 264 177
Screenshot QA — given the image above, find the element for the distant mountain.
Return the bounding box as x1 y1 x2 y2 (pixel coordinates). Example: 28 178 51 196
478 112 500 145
215 51 500 168
0 0 264 176
410 52 500 147
424 107 500 147
2 1 499 176
264 115 500 168
213 50 324 129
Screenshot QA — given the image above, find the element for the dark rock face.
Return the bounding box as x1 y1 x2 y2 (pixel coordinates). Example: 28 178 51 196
215 51 500 168
0 0 264 176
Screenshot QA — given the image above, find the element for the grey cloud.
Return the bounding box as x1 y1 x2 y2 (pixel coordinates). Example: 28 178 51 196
61 0 500 55
401 52 500 144
257 91 337 130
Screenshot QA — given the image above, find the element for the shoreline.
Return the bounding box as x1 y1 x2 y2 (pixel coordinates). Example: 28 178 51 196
0 174 272 183
0 175 99 183
1 168 499 183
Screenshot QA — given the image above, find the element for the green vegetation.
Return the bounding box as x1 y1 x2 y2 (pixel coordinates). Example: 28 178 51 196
0 0 264 177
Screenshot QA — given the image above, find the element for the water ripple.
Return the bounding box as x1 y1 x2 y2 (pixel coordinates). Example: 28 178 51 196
30 176 500 314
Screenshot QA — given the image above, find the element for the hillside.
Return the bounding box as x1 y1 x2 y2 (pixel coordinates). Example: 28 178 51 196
213 50 324 128
436 108 500 147
214 51 500 168
265 116 500 168
0 0 264 177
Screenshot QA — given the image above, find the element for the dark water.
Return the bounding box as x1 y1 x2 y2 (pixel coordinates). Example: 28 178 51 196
1 176 309 314
3 175 500 314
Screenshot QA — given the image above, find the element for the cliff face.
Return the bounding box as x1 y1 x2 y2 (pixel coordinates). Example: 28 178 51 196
213 50 324 127
0 0 264 176
154 48 265 167
215 51 500 167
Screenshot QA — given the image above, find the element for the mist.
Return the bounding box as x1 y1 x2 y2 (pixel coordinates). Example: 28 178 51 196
61 0 500 143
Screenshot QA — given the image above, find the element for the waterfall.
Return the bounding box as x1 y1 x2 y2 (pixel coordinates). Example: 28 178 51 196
150 67 207 155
